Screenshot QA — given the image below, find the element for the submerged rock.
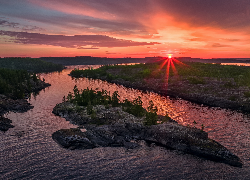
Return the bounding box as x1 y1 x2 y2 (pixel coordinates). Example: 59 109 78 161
0 116 14 132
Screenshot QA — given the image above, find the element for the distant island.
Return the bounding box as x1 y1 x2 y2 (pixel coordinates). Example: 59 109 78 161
2 56 250 66
1 56 246 66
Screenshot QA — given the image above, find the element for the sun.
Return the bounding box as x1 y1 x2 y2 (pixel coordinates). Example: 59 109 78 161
155 56 189 92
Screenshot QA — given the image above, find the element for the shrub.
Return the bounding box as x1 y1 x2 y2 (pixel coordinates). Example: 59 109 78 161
187 77 205 84
106 73 114 81
144 100 158 126
139 69 151 78
160 114 171 123
65 87 174 126
122 97 145 117
144 112 158 126
244 91 250 98
111 91 120 107
228 95 237 101
87 104 94 115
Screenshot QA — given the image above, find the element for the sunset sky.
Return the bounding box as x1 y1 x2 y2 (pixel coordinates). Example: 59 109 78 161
0 0 250 58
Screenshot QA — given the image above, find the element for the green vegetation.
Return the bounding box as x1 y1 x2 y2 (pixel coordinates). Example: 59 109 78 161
70 62 250 86
70 63 156 82
0 57 64 73
0 57 63 99
244 91 250 98
172 62 250 81
69 61 250 112
187 77 205 84
64 86 164 126
228 95 237 101
144 100 158 126
201 124 205 131
0 68 42 99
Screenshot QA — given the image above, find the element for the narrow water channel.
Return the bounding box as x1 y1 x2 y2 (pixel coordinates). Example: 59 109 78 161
0 65 249 179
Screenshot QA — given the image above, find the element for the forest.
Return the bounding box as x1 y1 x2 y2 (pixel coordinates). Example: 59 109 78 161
0 57 64 99
0 57 64 73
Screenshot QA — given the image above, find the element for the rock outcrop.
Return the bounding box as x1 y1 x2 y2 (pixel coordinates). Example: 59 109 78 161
0 80 50 116
29 81 51 92
145 123 242 167
52 103 146 126
0 94 34 116
0 116 14 132
52 103 243 167
52 126 141 150
0 80 51 132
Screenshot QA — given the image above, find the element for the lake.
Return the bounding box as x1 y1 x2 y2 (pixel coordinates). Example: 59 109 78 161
0 65 249 179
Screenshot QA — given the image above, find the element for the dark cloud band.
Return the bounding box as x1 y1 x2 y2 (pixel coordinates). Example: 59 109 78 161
0 30 159 48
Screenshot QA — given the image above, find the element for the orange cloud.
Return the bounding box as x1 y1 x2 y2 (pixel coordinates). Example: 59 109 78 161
1 1 250 58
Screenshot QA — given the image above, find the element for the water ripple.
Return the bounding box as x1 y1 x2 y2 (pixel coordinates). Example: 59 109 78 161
0 65 249 179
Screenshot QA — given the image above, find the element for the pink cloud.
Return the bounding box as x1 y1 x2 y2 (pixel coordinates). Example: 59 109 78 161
0 30 160 49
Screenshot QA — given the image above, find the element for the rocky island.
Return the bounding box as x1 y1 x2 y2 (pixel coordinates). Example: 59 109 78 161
52 87 243 167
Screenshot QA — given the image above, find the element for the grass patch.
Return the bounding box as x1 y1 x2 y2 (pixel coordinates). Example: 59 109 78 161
70 61 250 87
187 77 205 84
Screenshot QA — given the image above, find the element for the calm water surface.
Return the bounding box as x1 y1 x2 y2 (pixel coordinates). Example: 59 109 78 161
0 65 250 179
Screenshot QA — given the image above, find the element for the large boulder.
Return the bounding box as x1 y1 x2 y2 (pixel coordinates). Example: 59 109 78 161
145 123 242 167
52 128 96 150
52 126 141 150
52 123 242 167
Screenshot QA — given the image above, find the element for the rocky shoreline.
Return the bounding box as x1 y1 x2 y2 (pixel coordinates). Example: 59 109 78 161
0 94 34 116
69 62 250 113
0 81 51 132
52 102 243 167
96 77 250 113
0 116 14 132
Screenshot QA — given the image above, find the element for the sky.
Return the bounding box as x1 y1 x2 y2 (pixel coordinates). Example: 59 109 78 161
0 0 250 58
